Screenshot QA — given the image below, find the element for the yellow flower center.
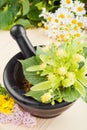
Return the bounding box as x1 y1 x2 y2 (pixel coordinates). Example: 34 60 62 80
55 18 59 23
45 25 49 30
72 19 77 24
60 34 65 39
75 33 81 37
78 22 83 27
47 16 52 22
77 41 81 45
59 14 65 19
74 26 78 31
77 6 83 12
66 0 71 4
67 15 71 18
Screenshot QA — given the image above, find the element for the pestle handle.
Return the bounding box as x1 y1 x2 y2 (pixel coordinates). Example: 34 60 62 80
10 24 36 58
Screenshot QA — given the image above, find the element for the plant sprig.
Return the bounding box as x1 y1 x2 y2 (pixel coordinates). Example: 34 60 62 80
21 38 87 105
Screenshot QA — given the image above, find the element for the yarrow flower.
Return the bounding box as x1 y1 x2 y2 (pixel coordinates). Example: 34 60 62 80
0 104 36 127
40 0 87 43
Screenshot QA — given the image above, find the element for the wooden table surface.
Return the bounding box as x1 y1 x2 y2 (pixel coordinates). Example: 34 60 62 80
0 28 87 130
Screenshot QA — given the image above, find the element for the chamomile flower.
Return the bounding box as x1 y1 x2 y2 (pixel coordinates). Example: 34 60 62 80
61 0 74 9
55 8 69 20
73 0 86 16
39 8 50 19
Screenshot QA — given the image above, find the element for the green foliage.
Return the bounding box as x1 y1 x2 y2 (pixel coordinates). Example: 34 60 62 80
25 90 47 102
62 87 80 102
20 56 47 85
0 0 86 30
0 84 8 95
0 0 61 30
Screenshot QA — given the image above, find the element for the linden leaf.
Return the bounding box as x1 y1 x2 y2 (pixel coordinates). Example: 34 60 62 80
77 75 87 87
22 0 30 16
25 90 46 102
62 87 80 102
20 56 47 85
31 81 51 91
74 80 86 97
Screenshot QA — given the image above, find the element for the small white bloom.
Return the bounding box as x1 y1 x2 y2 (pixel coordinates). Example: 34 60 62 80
55 8 69 20
61 0 74 9
73 0 86 16
39 8 51 19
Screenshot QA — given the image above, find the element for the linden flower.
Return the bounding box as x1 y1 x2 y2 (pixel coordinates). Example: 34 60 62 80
41 93 52 103
48 73 55 81
72 54 85 63
40 63 46 69
73 0 86 16
56 49 66 57
62 72 76 87
58 67 67 76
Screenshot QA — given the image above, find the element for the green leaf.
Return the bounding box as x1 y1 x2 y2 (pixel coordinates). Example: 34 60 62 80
22 0 29 15
77 75 87 87
0 1 20 29
24 71 46 85
26 65 42 72
31 81 51 91
35 1 44 10
25 90 46 102
20 56 47 85
0 84 8 95
0 0 7 8
20 56 38 69
74 80 86 97
78 62 84 69
27 6 41 21
15 18 30 28
83 47 87 58
62 87 80 102
82 87 87 102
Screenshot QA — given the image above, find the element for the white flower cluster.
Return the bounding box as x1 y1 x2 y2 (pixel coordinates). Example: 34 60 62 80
40 0 87 43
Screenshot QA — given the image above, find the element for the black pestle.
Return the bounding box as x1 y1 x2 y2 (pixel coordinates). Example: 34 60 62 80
10 24 36 58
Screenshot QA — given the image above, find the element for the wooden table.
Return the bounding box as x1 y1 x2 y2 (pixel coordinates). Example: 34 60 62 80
0 29 87 130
